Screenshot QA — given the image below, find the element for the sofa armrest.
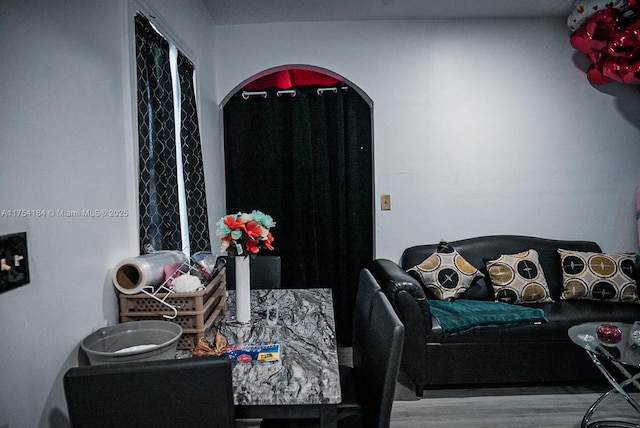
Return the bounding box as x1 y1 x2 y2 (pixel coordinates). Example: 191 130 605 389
369 259 431 324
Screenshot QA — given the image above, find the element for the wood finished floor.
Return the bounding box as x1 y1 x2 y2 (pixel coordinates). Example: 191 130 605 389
240 384 640 427
389 349 639 427
390 381 636 428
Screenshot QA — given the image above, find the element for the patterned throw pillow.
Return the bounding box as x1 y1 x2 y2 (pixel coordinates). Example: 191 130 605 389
558 249 637 303
486 249 554 304
407 241 483 301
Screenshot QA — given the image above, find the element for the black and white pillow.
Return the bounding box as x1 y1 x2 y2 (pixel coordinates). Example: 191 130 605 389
408 241 484 301
486 249 554 304
558 249 637 303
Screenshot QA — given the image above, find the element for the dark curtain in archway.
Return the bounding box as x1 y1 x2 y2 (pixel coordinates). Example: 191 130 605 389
224 86 372 345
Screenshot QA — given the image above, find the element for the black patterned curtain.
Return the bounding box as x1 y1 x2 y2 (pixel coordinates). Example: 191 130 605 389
135 13 180 253
177 53 211 253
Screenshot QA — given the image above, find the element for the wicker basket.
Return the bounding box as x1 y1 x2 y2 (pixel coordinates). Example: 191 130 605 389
119 268 226 349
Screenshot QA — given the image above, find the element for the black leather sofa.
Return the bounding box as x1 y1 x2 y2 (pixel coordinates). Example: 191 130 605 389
367 235 640 396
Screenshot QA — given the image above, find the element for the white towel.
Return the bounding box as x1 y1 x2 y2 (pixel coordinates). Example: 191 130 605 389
172 274 202 293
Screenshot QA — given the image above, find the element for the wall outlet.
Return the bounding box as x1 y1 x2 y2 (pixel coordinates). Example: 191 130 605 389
0 232 30 295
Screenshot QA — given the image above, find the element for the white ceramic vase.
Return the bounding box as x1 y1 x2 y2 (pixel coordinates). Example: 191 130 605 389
235 256 251 323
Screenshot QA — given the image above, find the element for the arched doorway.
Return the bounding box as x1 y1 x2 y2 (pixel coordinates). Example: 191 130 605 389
221 65 373 345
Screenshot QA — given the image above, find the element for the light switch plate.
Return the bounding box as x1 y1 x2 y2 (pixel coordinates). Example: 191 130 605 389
0 232 30 295
381 194 391 210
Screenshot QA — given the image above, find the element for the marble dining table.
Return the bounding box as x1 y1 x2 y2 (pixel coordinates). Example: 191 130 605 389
212 288 342 427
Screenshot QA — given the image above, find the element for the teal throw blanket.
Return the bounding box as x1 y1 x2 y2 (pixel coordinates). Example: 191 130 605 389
428 299 547 336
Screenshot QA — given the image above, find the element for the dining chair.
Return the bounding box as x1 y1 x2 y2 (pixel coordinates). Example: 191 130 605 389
351 289 405 427
261 268 404 428
63 356 235 428
351 268 382 370
224 255 281 289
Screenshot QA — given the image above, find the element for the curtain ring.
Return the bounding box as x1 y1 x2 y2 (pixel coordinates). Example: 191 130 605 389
242 91 268 100
317 87 338 96
277 90 296 98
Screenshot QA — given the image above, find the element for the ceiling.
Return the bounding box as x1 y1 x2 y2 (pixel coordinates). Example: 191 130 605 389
202 0 575 25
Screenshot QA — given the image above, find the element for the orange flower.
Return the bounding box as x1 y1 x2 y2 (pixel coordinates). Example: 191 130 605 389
244 220 263 239
245 239 260 254
264 232 275 250
223 214 244 230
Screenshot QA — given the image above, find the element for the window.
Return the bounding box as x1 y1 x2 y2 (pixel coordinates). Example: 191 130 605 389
134 12 210 256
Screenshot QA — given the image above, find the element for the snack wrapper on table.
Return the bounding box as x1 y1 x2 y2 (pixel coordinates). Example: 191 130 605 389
223 341 281 363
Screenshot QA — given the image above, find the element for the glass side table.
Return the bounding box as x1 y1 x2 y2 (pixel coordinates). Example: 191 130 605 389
569 322 640 428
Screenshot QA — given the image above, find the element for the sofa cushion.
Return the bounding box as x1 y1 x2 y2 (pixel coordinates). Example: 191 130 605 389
558 249 638 303
407 241 483 301
485 249 554 304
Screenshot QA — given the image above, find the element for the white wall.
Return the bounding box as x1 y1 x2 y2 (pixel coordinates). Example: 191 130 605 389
0 1 220 427
214 19 640 260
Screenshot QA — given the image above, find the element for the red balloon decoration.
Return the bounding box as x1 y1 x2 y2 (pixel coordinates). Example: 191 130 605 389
603 55 640 83
609 19 640 58
570 7 623 53
568 0 640 85
587 64 614 84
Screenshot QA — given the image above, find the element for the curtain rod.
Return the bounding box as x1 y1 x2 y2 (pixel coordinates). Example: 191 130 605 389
241 86 348 99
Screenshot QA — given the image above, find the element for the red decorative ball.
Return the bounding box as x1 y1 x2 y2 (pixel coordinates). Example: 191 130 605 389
596 324 622 344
